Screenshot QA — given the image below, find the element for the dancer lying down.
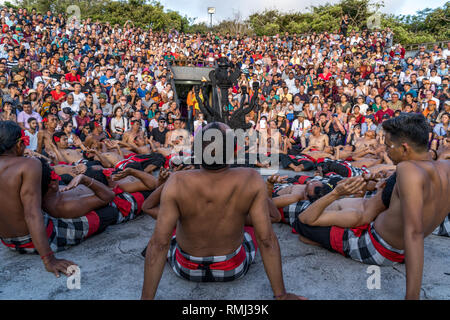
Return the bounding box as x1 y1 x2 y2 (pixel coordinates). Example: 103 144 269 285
295 114 450 300
1 160 157 254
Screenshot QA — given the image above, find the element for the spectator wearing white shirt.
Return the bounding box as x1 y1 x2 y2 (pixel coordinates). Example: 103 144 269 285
17 101 42 130
25 117 39 151
33 68 54 89
61 94 80 114
72 83 86 106
155 76 167 93
443 42 450 60
284 72 296 94
354 96 369 115
290 112 311 147
429 69 442 87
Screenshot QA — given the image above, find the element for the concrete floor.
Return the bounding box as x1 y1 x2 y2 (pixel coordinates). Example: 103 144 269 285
1 169 449 300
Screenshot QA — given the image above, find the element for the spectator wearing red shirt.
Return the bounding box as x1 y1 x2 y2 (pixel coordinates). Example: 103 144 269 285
375 100 394 123
318 66 332 81
352 105 365 124
50 82 66 103
74 107 91 129
65 66 81 83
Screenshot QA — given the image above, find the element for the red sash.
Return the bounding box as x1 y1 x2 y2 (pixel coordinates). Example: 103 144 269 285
297 175 311 185
175 245 247 271
347 224 404 262
278 208 287 224
1 220 54 250
174 226 256 271
330 226 345 255
112 186 144 216
366 224 404 263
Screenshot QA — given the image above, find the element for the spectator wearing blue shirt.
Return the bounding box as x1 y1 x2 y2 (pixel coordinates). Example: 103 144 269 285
361 114 377 135
433 113 449 138
401 83 417 99
99 68 115 89
137 82 148 98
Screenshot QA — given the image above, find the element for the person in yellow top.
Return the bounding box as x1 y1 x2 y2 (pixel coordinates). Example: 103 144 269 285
186 86 204 132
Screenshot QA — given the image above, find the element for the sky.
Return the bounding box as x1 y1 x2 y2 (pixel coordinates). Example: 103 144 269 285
158 0 448 24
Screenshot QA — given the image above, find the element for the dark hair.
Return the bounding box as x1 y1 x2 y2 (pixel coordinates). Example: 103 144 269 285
382 113 430 151
307 183 333 203
197 122 233 170
84 167 108 186
88 121 98 131
62 121 73 131
381 172 397 208
27 117 37 124
38 157 52 196
0 121 22 155
52 131 67 144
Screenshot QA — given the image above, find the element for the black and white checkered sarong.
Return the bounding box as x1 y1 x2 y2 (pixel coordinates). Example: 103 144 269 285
433 214 450 237
342 222 404 266
1 211 95 253
281 200 312 226
167 230 257 282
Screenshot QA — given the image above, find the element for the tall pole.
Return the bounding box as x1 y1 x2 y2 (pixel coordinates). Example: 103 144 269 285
207 7 215 29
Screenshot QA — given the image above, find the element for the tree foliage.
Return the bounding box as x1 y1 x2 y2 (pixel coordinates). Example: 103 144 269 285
14 0 450 45
246 0 448 44
16 0 191 31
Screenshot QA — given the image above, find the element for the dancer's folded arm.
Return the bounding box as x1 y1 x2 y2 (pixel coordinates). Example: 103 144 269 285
142 176 179 300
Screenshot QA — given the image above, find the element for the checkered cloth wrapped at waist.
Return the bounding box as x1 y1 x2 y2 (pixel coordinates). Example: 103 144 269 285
167 227 258 282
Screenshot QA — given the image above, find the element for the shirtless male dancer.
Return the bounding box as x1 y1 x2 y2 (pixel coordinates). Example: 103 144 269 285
141 122 305 300
0 121 75 277
122 119 145 145
308 124 329 151
84 121 108 150
293 114 450 299
37 114 58 154
16 160 156 252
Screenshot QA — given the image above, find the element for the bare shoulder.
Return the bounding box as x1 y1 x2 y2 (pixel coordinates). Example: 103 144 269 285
229 167 262 180
1 157 42 180
396 160 437 185
20 157 42 172
437 159 450 167
396 161 426 175
437 159 450 175
232 167 265 190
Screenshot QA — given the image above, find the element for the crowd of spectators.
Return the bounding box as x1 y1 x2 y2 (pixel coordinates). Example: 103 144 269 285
0 6 448 154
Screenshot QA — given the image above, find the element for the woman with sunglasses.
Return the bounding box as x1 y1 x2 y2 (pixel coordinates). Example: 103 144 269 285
110 106 128 140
